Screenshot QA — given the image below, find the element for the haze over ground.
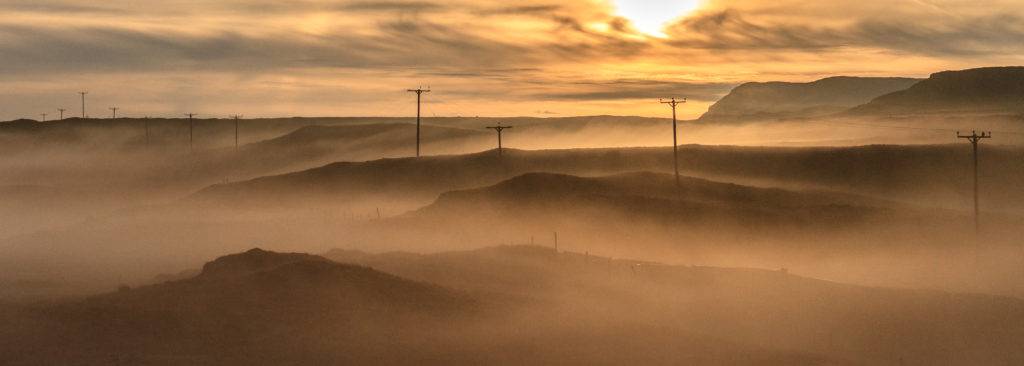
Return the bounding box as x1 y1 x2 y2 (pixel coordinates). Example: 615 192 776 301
2 0 1024 364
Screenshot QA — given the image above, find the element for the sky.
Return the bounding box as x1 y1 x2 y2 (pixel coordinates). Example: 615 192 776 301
2 0 1024 121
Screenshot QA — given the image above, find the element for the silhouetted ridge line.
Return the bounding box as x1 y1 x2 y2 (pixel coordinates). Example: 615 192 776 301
847 66 1024 115
700 76 920 121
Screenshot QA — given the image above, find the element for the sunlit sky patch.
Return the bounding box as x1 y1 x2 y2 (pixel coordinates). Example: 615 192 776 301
0 0 1022 120
614 0 701 37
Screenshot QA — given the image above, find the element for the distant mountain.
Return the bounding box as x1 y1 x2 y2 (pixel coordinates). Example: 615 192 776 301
848 66 1024 115
699 76 920 121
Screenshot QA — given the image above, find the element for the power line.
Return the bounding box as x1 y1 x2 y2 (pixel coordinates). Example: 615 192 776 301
660 97 686 187
407 87 430 157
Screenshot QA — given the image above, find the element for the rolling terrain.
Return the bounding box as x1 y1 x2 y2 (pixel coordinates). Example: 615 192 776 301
4 247 1021 365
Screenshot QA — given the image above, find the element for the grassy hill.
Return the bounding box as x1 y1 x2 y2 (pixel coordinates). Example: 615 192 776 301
0 248 855 366
847 66 1024 115
188 144 1024 212
699 77 919 122
7 246 1022 365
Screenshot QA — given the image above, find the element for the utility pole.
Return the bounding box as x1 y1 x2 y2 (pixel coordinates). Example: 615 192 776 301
109 107 118 119
40 113 47 122
407 87 430 157
144 116 149 146
485 123 512 156
957 131 991 236
78 91 88 118
185 113 196 153
660 97 685 186
57 108 66 121
230 115 242 150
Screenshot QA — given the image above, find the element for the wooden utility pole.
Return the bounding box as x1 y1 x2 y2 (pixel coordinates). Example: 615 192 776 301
485 123 512 156
144 116 149 146
185 113 196 153
57 108 66 120
40 113 47 122
230 115 242 150
109 107 118 119
407 87 430 157
660 97 686 187
78 91 88 118
957 131 991 235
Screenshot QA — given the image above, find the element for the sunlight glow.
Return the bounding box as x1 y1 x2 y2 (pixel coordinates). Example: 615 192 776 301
614 0 701 37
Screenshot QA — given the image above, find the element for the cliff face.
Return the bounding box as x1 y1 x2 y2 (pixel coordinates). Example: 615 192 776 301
699 76 920 122
847 66 1024 115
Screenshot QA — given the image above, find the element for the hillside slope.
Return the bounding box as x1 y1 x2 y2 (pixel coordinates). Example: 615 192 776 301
321 245 1024 366
848 66 1024 115
0 248 848 366
188 144 1024 212
699 77 919 121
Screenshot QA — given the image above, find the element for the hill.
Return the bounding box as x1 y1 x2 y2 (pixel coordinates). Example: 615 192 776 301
1 249 481 365
847 66 1024 115
187 144 1024 212
699 77 920 121
10 246 1021 365
415 171 882 229
321 245 1024 366
0 248 849 366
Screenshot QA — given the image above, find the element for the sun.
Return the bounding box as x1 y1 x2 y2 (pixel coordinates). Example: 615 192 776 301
614 0 702 37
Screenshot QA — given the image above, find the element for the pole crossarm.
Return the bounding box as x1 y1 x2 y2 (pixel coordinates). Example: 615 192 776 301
957 130 991 142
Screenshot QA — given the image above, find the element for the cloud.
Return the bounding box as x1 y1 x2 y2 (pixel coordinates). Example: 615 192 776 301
1 0 1024 119
532 80 736 102
338 1 446 12
663 5 1024 56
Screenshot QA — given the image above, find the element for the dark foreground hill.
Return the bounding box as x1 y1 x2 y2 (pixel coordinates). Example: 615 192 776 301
848 66 1024 115
6 246 1022 365
0 249 481 365
1 248 856 366
699 77 919 122
318 245 1024 366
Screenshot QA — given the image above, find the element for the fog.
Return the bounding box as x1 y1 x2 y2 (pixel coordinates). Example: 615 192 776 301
1 113 1023 365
